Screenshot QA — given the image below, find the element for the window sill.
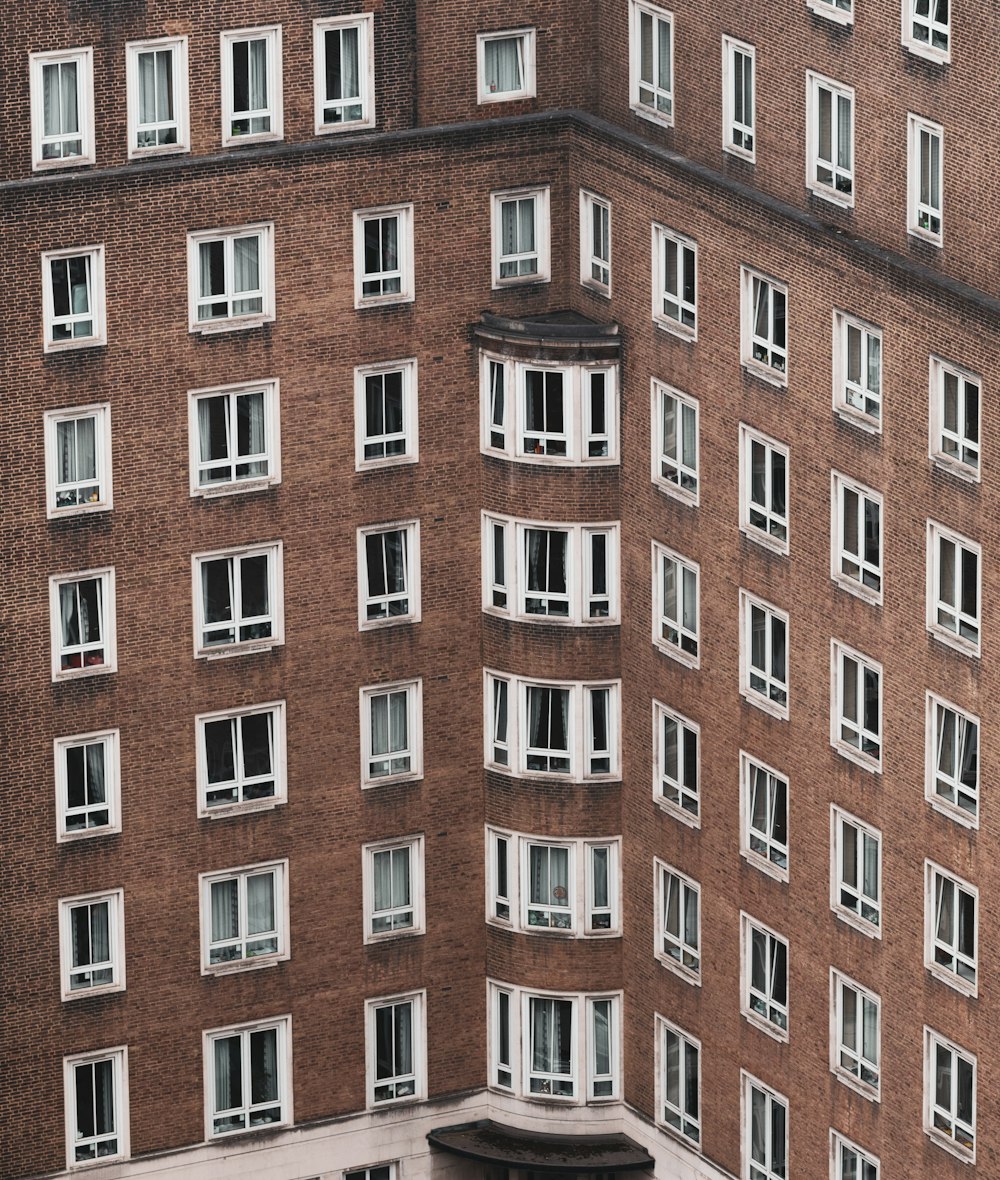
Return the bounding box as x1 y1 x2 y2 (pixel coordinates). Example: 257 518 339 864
655 953 701 987
740 524 788 557
653 639 700 671
908 224 943 248
43 336 106 356
128 143 191 160
806 0 853 26
208 1118 290 1144
222 131 284 148
364 927 425 945
834 404 881 435
580 277 611 299
741 360 787 389
656 1121 703 1154
806 180 855 209
831 574 882 607
200 640 279 661
47 501 112 520
485 763 620 786
927 793 979 831
362 771 422 790
740 689 788 722
653 315 697 344
478 90 535 105
930 455 979 486
831 905 881 940
926 963 978 1000
193 477 279 499
723 143 756 164
57 825 121 844
832 1068 879 1103
315 116 376 135
368 1095 424 1113
903 40 950 66
925 1129 975 1166
484 609 620 628
62 982 124 1002
52 663 116 683
654 796 701 828
32 154 96 173
355 292 416 310
740 848 788 884
926 626 980 661
831 741 881 774
630 102 674 129
357 454 419 473
202 797 283 820
359 615 420 632
202 954 285 977
488 450 620 468
653 478 699 508
190 314 274 336
741 1010 788 1043
491 274 551 292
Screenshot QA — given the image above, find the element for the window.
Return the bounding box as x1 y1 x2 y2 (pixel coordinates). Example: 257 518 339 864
723 37 755 159
807 73 854 204
482 354 618 464
126 37 189 156
831 806 881 935
741 753 788 880
346 1167 397 1180
653 225 697 339
354 204 415 306
42 246 106 352
221 26 282 144
483 515 619 624
189 381 279 495
740 591 788 718
355 359 418 468
30 48 94 169
205 1017 291 1137
658 1017 700 1146
739 426 788 552
925 1029 975 1161
484 672 620 781
488 983 620 1102
197 702 286 816
927 522 980 654
477 29 536 102
59 890 125 999
629 1 674 124
831 641 882 769
743 1073 787 1180
367 993 426 1105
200 861 288 972
314 15 374 132
358 521 420 628
49 569 116 680
908 115 943 243
580 191 611 293
44 404 112 516
831 1133 878 1180
904 0 950 62
656 861 700 981
833 312 882 429
193 542 283 656
929 357 980 477
187 224 274 332
926 862 977 995
653 544 699 667
927 693 979 824
809 0 853 24
741 268 787 382
361 680 422 786
64 1048 128 1167
831 473 882 600
654 701 699 823
742 915 788 1039
364 836 424 940
652 381 698 504
55 730 120 841
831 971 880 1097
491 187 550 286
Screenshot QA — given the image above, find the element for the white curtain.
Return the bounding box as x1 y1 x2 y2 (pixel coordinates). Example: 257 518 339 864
247 873 275 937
591 846 609 909
214 1037 239 1117
43 61 78 137
60 583 79 647
485 38 521 93
592 1000 611 1076
329 27 360 101
211 880 239 944
85 741 106 804
529 845 568 906
238 392 266 473
233 236 261 314
137 49 172 127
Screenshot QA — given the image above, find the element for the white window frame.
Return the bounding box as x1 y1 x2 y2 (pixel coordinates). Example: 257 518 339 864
196 701 287 818
357 520 421 629
722 37 755 160
740 752 789 881
44 403 113 517
580 190 611 294
199 860 289 973
741 267 787 384
739 590 789 719
925 860 978 996
353 203 415 307
63 1047 129 1168
831 640 882 770
903 0 950 64
739 425 789 553
830 805 882 937
192 541 284 658
313 15 375 133
477 28 536 103
188 379 280 496
629 0 674 126
187 223 275 333
809 0 853 26
125 36 190 157
55 729 121 842
652 225 697 340
49 568 117 681
30 48 95 170
655 860 701 983
926 692 979 827
59 889 126 1000
652 380 699 505
220 26 283 145
653 700 700 825
652 542 700 668
929 355 980 479
741 913 789 1041
830 1131 879 1180
491 187 551 287
833 311 882 431
366 991 426 1107
360 679 423 787
908 114 943 244
926 520 981 655
806 72 855 206
41 246 106 353
742 1072 788 1180
831 472 882 602
364 835 425 942
830 970 880 1099
354 358 419 469
924 1028 975 1162
656 1016 701 1148
203 1015 292 1138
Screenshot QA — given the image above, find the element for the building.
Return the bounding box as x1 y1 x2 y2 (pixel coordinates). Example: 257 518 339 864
1 2 995 1179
